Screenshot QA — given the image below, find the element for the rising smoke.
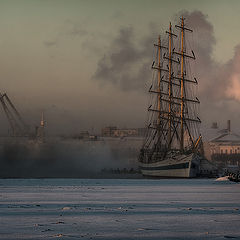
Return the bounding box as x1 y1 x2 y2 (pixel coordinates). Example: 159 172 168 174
93 26 156 91
94 10 240 129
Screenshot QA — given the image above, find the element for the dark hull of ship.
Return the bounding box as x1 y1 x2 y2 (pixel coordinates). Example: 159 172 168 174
139 153 200 178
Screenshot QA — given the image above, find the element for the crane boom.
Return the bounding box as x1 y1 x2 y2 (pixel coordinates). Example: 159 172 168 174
0 93 29 136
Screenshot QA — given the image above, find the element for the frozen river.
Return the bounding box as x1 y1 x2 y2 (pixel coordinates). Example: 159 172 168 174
0 179 240 239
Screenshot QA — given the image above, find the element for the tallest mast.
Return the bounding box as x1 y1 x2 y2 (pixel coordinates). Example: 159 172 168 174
180 17 185 151
157 36 161 127
175 16 198 151
168 23 172 149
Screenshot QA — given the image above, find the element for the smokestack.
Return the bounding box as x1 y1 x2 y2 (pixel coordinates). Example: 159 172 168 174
40 111 45 127
227 120 231 133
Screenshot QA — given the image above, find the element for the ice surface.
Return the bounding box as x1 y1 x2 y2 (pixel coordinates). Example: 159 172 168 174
0 179 240 239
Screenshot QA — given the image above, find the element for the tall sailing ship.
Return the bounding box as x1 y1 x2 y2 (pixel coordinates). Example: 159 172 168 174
139 17 204 178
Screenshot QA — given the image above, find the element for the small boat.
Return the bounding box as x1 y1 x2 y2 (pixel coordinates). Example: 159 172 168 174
215 176 229 181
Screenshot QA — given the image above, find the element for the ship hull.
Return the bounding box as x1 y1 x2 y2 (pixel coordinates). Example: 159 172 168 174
139 153 200 178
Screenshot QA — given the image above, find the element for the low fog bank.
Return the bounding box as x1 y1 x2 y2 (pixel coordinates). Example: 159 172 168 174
0 139 140 178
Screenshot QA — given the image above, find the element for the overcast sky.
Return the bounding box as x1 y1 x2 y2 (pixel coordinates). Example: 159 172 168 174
0 0 239 134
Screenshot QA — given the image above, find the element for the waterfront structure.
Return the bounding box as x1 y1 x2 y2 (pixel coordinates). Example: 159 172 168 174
101 126 117 137
102 126 146 137
203 120 240 170
112 129 138 137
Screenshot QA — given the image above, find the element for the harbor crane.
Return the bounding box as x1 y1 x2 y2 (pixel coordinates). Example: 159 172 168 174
0 93 29 137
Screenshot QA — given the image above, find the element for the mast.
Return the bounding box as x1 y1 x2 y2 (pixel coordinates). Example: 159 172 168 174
180 16 184 151
175 17 199 150
157 36 161 131
141 16 201 162
168 23 172 149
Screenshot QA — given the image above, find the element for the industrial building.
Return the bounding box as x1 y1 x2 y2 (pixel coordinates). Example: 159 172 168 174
101 126 146 137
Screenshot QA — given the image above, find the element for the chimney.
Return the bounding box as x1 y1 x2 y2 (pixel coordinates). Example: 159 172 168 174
227 120 231 133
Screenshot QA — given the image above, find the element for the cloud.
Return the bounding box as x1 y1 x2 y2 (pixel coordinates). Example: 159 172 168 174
93 26 155 91
93 10 219 93
111 10 124 19
64 20 88 37
43 21 88 49
225 45 240 101
68 25 88 36
180 12 240 111
93 10 240 127
43 40 57 47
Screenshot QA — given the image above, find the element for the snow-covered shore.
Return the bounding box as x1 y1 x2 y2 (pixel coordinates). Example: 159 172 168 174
0 179 240 239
